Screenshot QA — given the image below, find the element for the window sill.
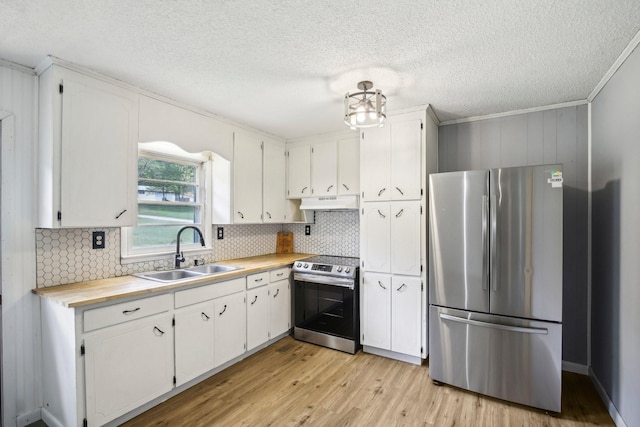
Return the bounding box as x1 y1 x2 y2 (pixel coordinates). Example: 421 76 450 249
121 247 213 265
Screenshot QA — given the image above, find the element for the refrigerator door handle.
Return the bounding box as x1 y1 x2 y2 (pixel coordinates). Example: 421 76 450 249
439 313 548 335
490 196 499 291
482 195 489 290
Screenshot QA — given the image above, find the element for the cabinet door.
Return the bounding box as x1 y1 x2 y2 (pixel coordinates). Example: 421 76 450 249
263 140 287 223
337 137 359 196
390 119 422 200
175 301 215 386
311 140 337 196
286 144 311 198
246 286 270 351
361 127 390 201
234 132 263 223
60 76 138 227
84 314 174 427
391 201 422 275
391 276 422 357
269 279 291 338
214 292 247 367
361 272 391 350
362 203 391 273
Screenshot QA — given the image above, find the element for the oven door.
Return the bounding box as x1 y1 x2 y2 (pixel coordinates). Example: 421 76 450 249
293 272 359 349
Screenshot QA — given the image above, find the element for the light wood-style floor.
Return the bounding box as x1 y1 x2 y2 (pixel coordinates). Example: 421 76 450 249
123 337 613 427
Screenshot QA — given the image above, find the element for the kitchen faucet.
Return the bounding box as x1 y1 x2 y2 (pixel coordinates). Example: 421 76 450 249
175 226 206 268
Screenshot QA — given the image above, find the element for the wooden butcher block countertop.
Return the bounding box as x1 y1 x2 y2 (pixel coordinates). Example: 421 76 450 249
33 253 314 308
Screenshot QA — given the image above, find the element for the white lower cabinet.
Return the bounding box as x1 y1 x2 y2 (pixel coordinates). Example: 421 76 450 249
214 292 247 367
246 286 270 351
361 272 422 358
269 278 291 337
84 313 174 427
175 301 215 386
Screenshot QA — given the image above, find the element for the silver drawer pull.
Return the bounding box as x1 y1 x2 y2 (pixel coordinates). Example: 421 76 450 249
378 281 387 290
251 295 258 305
153 326 165 336
219 304 227 316
254 277 263 282
122 307 140 315
201 312 210 321
439 313 548 335
276 273 284 277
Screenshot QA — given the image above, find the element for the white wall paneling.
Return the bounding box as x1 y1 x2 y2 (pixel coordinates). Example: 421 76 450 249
1 63 40 426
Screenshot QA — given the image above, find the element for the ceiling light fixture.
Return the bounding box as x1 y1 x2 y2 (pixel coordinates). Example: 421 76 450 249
344 81 387 129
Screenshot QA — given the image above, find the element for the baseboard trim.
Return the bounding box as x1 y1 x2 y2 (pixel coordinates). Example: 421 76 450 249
562 360 589 375
41 408 65 427
589 367 628 427
16 408 42 427
363 346 423 365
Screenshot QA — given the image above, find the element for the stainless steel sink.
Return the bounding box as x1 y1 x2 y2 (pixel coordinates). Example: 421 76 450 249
134 269 205 283
185 264 242 274
134 264 243 283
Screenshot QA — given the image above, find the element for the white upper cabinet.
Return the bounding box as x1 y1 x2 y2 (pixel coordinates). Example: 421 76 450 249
286 134 359 198
263 139 288 223
286 144 311 198
337 137 360 196
233 131 263 223
361 115 422 201
311 140 337 196
38 65 138 228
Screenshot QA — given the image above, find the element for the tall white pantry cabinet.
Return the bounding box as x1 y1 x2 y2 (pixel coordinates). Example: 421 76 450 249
359 108 438 365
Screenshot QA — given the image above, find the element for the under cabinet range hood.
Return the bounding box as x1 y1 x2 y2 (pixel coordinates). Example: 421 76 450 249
299 195 359 211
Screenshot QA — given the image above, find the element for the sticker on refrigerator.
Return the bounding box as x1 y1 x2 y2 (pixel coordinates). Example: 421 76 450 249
547 170 563 188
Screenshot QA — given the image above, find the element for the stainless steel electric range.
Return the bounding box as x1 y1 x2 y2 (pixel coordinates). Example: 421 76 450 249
292 255 360 354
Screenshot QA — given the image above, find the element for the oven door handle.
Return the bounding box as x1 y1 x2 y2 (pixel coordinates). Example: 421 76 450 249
293 273 355 289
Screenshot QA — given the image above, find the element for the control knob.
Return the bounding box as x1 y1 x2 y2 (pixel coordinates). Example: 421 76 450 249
296 263 302 268
337 267 343 272
345 268 351 274
304 263 309 268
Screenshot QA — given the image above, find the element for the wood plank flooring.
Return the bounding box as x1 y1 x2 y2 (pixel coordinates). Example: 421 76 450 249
122 337 613 427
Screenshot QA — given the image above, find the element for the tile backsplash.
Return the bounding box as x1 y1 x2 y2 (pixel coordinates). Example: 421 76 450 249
35 210 359 287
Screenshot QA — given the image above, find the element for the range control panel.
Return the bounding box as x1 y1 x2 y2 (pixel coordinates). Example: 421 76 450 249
293 261 356 279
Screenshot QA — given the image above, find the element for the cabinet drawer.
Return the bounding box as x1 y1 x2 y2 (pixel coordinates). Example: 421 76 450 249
247 271 270 289
84 293 172 332
270 267 290 283
175 277 245 308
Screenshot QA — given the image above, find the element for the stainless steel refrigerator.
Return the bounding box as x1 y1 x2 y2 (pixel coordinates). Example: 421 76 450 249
428 165 563 412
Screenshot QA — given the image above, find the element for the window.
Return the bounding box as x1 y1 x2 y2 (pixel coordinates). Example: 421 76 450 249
122 143 212 261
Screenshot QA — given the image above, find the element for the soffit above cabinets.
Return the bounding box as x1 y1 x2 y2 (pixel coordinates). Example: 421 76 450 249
1 1 640 138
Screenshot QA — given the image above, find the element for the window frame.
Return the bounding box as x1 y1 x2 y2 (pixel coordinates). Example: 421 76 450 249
121 144 213 263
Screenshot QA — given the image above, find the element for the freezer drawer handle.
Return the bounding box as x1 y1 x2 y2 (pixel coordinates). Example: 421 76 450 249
439 313 548 335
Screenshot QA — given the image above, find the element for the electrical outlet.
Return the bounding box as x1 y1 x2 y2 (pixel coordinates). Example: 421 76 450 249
92 231 105 249
217 227 224 240
305 225 311 236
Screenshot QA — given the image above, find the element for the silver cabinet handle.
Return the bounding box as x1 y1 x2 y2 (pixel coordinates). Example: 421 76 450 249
201 312 210 321
122 307 140 315
301 186 308 194
237 211 244 219
378 188 386 196
273 288 280 298
327 185 334 192
115 209 127 219
276 272 284 277
342 183 350 191
266 212 272 219
254 277 263 282
439 313 548 335
153 326 165 335
251 295 258 305
395 187 404 195
377 210 386 218
378 281 387 290
396 283 407 291
219 304 227 316
395 209 404 218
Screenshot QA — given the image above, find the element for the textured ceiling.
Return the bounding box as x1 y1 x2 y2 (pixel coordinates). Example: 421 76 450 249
2 0 640 139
